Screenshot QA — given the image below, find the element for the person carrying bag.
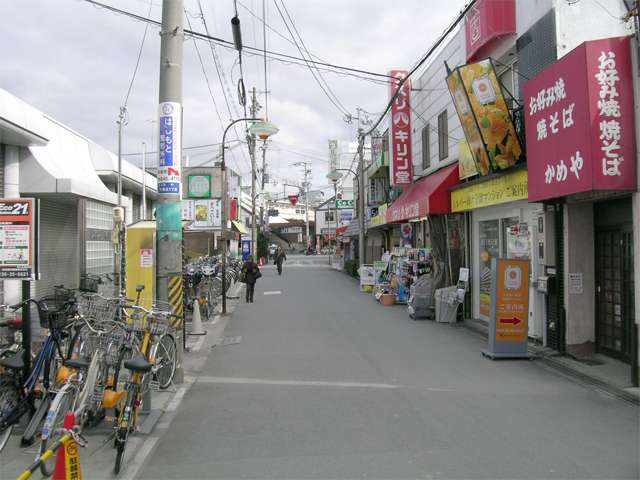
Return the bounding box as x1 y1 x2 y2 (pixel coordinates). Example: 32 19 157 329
241 256 261 303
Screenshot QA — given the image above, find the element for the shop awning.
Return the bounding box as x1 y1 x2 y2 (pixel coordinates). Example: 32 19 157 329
386 164 459 223
232 220 249 235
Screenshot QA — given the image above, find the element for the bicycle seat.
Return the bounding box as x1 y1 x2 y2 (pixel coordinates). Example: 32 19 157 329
0 351 25 370
136 284 145 293
124 353 152 373
65 358 91 370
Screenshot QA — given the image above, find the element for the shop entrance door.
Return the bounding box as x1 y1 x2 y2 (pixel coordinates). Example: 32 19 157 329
595 227 634 362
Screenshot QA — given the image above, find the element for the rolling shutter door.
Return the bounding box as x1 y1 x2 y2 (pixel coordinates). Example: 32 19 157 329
35 199 79 297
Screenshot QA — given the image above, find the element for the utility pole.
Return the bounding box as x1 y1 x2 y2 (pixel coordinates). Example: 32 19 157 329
156 0 184 380
259 142 267 242
357 130 366 267
115 107 126 296
249 87 260 259
142 141 147 220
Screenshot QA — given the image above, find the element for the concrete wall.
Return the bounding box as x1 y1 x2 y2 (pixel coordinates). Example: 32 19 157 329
412 26 464 177
564 202 596 346
555 0 630 60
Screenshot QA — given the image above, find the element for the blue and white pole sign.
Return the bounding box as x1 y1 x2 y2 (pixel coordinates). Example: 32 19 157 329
157 101 182 196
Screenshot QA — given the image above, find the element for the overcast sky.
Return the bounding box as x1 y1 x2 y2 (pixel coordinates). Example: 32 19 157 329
0 0 468 194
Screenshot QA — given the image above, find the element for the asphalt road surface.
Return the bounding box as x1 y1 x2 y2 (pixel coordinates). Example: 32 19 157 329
139 260 639 479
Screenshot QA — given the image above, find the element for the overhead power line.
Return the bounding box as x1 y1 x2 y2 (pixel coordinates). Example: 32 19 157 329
80 0 394 83
275 0 349 117
122 0 152 108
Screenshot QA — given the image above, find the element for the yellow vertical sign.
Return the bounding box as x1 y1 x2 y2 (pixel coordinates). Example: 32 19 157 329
64 438 82 480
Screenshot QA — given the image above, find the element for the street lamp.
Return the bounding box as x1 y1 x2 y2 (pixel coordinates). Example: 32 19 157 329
326 170 343 266
221 118 278 315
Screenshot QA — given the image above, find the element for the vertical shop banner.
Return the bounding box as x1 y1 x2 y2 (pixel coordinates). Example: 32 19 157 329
389 70 413 187
0 198 38 279
447 69 490 175
484 258 530 358
241 239 251 262
526 36 636 201
370 136 383 168
230 198 238 221
157 102 182 196
328 139 339 173
457 59 523 172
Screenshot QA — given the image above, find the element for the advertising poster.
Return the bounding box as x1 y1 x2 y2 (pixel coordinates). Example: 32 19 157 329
479 219 499 319
458 139 479 180
492 258 530 344
157 101 182 196
447 71 490 175
457 60 523 172
0 198 38 279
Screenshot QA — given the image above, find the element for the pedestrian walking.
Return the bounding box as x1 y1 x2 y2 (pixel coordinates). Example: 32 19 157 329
275 246 287 275
241 256 261 303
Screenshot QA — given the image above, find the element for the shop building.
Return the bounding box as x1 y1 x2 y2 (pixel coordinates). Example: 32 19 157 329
438 0 638 383
0 88 155 304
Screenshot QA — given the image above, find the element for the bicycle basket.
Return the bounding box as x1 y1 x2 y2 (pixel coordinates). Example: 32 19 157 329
76 294 119 323
79 274 100 293
37 295 74 329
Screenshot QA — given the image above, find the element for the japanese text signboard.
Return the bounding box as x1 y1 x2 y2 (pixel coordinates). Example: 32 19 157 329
483 258 530 359
0 198 38 280
389 70 413 187
526 37 636 202
157 101 182 196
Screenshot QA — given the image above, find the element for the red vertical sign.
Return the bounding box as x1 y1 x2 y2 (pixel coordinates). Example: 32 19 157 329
389 70 413 187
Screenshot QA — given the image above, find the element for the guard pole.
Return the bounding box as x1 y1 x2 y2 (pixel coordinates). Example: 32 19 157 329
156 0 184 383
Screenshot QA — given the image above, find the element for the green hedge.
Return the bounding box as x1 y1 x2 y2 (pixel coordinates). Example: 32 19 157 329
344 259 359 278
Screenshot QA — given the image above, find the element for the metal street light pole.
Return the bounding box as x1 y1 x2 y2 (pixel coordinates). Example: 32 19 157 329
221 117 258 315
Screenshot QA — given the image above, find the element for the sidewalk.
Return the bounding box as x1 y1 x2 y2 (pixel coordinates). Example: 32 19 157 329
463 317 640 405
0 282 242 480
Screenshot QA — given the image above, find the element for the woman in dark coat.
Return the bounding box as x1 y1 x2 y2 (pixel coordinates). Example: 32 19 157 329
275 247 287 275
242 256 261 303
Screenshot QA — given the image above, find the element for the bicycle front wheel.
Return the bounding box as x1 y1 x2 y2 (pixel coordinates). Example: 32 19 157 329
154 334 176 390
0 379 20 452
39 387 74 477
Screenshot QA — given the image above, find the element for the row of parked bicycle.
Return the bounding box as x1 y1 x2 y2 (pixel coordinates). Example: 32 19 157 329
0 278 181 475
183 255 243 320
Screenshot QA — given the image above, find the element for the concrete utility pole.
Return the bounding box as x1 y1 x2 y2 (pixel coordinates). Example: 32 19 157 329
250 87 259 258
142 141 147 220
156 0 184 380
357 131 366 267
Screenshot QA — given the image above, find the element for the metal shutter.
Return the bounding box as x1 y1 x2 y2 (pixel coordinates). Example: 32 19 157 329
36 199 79 297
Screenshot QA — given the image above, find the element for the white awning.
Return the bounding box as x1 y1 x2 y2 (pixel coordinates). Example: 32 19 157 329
21 118 120 205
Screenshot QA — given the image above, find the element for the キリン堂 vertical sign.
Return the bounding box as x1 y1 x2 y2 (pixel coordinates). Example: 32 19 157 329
389 70 413 187
526 37 636 201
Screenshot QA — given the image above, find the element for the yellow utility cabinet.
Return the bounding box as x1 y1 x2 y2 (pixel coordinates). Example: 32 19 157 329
126 220 156 310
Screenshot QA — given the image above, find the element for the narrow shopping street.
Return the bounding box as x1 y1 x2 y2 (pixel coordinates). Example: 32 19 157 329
139 259 638 480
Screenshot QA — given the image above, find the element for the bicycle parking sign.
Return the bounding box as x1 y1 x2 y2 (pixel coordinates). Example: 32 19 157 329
0 198 39 279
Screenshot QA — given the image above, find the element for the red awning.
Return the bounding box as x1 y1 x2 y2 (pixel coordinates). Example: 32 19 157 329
386 164 459 223
336 226 348 236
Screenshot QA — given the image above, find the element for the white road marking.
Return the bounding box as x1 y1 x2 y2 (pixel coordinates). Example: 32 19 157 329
119 436 159 480
197 376 401 389
263 291 282 295
165 386 189 412
196 376 455 392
